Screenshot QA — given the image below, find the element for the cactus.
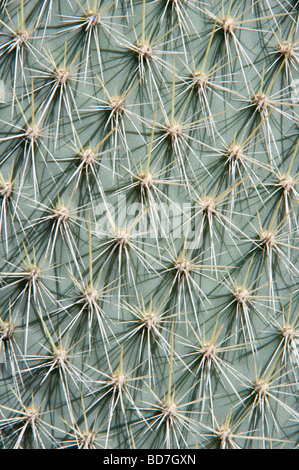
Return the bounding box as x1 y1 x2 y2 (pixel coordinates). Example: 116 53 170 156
0 0 298 450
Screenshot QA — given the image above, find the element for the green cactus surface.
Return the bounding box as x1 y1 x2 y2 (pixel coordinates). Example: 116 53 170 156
0 0 298 449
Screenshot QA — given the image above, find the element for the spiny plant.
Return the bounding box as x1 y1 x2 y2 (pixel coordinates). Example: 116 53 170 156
0 0 298 449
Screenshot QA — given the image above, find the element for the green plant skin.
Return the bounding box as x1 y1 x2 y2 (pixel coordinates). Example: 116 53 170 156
0 0 298 449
